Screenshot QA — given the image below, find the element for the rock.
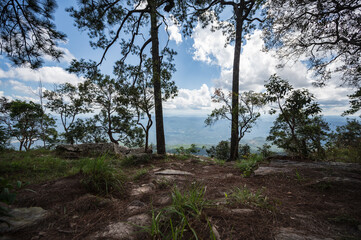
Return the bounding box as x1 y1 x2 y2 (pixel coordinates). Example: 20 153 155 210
254 167 292 176
0 207 48 233
93 213 150 240
274 227 333 240
154 169 193 176
127 200 147 213
130 184 154 196
230 208 254 214
56 143 152 158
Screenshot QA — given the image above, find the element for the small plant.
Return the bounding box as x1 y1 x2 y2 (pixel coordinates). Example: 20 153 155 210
236 153 264 177
294 169 303 182
0 177 22 226
144 183 214 239
227 185 273 210
257 144 274 158
80 155 125 196
133 169 148 181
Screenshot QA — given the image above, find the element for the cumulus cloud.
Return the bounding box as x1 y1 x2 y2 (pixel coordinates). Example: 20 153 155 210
42 46 75 63
0 66 83 84
191 23 354 115
164 84 219 115
167 15 182 44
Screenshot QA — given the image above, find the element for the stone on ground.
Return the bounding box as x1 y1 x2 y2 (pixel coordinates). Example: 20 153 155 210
154 169 193 175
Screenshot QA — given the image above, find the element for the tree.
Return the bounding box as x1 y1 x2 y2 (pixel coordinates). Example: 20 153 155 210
122 56 177 152
44 83 91 144
0 98 57 151
178 0 265 160
262 0 361 87
265 75 329 159
67 0 178 154
343 87 361 117
67 118 107 144
205 88 266 160
68 61 145 147
0 0 66 68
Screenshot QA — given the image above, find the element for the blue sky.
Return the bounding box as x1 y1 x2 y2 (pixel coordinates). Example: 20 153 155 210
0 1 355 117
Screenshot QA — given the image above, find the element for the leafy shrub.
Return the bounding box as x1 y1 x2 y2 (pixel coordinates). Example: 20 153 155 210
236 154 264 177
81 155 125 196
174 144 200 158
206 140 230 160
133 169 148 181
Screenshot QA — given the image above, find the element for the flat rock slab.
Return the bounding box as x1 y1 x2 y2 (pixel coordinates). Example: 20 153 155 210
154 169 193 176
93 213 150 240
275 227 333 240
0 207 48 233
230 208 254 214
254 167 292 176
130 183 155 196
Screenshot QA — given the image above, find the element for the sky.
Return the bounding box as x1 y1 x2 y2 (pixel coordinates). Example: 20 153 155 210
0 1 356 118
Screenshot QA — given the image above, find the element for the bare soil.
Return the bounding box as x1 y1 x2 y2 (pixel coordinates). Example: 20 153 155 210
4 156 361 240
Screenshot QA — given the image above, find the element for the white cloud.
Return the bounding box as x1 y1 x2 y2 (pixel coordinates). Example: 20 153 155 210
191 25 354 115
42 46 75 63
0 66 83 85
167 15 182 44
164 84 218 115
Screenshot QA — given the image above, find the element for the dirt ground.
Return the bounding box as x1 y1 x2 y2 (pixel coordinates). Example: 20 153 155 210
4 156 361 240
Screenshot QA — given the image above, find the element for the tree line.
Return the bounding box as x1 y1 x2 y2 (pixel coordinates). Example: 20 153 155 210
0 0 360 160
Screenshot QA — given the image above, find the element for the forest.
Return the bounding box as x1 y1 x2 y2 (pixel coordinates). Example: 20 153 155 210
0 0 360 239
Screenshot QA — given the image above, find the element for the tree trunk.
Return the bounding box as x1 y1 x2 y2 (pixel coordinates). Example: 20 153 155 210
230 11 243 161
149 0 166 154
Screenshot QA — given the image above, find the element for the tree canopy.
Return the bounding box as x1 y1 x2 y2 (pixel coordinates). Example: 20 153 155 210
0 0 67 68
263 0 361 87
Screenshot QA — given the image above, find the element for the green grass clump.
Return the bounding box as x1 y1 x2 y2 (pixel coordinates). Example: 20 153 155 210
0 149 81 185
80 155 125 196
226 185 274 210
133 169 148 181
145 183 216 240
235 153 264 177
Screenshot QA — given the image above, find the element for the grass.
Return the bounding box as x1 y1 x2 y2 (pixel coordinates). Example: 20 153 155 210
79 155 125 196
120 154 152 167
133 168 148 181
144 183 215 240
226 185 274 210
0 149 83 185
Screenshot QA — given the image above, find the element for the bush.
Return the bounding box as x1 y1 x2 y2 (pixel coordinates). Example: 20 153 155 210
206 141 230 160
236 154 264 177
81 155 125 196
120 154 152 167
257 144 273 158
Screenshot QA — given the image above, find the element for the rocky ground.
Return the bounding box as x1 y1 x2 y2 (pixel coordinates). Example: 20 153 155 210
1 156 361 240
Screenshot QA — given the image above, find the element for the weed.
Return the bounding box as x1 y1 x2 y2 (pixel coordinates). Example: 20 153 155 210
312 181 333 191
133 169 148 181
154 178 171 190
328 214 359 228
80 155 125 196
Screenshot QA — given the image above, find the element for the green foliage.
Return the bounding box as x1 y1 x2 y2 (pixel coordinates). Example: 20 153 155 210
205 89 266 144
68 118 107 144
326 119 361 162
206 140 230 161
0 98 57 151
343 88 361 117
0 0 66 68
257 144 273 158
239 144 251 159
80 155 125 196
226 185 273 210
265 75 329 159
133 169 148 181
120 154 152 167
236 154 264 177
174 144 200 156
0 149 82 184
44 83 90 145
145 183 213 239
